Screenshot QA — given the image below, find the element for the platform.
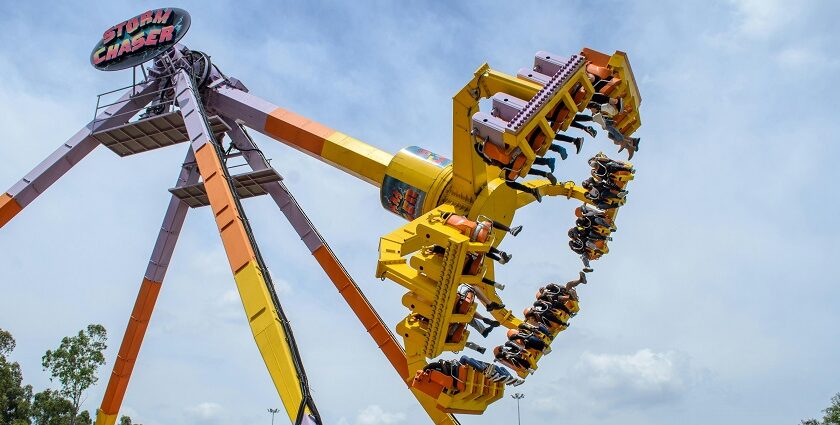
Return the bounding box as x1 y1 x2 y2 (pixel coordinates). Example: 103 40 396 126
92 111 230 157
168 168 282 208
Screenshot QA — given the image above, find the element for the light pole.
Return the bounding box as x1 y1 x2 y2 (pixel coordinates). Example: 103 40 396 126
512 393 525 425
267 408 280 425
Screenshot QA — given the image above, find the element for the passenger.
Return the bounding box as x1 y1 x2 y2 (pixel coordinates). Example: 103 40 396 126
569 225 611 242
552 133 584 155
581 179 626 209
548 143 569 160
507 329 550 353
469 311 501 338
481 276 506 290
459 356 524 386
518 321 553 340
537 272 586 304
423 358 458 377
580 254 594 273
583 175 626 195
582 180 626 206
569 236 609 257
473 138 558 184
444 213 523 242
566 271 587 291
575 205 616 234
590 94 623 117
589 153 634 175
506 180 542 203
569 238 586 255
493 343 534 375
561 272 586 312
576 216 613 237
486 301 506 311
570 114 598 137
486 246 512 264
535 286 574 316
590 111 640 159
523 302 567 331
533 156 557 173
526 168 558 186
465 341 487 354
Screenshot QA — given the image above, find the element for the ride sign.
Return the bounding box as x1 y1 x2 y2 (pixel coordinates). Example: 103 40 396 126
90 8 191 71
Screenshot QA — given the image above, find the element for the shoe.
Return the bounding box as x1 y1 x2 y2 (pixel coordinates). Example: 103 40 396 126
584 126 597 137
508 225 522 236
498 252 512 264
532 189 543 203
545 157 556 173
486 302 506 311
482 318 501 327
481 327 494 338
550 142 569 160
578 271 587 284
547 173 558 185
573 137 584 154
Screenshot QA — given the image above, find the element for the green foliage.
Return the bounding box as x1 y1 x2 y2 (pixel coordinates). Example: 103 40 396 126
824 393 840 425
0 328 32 425
41 325 107 425
803 393 840 425
29 389 90 425
74 412 90 425
30 390 72 425
0 330 15 357
118 416 141 425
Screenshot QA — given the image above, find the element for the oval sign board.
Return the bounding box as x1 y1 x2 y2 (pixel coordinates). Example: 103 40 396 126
90 8 191 71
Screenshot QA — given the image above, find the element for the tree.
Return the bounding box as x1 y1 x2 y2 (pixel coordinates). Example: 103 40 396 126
118 415 141 425
40 325 107 425
802 393 840 425
824 393 840 425
0 328 32 424
30 389 73 425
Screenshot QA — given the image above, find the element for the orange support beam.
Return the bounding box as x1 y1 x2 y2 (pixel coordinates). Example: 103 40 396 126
99 278 162 415
312 245 409 379
264 107 334 157
194 144 257 274
0 193 22 228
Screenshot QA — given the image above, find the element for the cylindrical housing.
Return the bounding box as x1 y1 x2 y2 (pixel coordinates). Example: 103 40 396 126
380 146 453 220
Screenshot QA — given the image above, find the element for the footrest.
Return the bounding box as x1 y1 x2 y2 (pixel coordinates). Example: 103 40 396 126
93 112 230 157
169 168 281 208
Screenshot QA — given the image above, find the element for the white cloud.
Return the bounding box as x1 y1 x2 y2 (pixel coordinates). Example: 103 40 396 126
576 349 700 404
728 0 794 38
356 405 406 425
187 402 224 421
533 349 704 415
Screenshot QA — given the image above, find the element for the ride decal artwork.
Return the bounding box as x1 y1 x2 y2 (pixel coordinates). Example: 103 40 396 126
381 176 427 220
406 145 453 167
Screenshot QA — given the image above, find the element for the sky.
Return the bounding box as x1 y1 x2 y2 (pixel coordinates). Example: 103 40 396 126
1 1 839 424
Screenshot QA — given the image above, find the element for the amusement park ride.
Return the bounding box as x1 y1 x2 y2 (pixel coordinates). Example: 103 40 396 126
0 8 643 425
